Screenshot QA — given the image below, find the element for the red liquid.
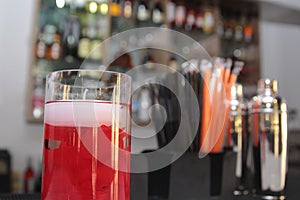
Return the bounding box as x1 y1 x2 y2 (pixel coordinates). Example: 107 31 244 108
42 102 130 200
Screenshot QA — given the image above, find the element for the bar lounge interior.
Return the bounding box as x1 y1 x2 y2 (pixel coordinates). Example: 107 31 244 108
0 0 300 199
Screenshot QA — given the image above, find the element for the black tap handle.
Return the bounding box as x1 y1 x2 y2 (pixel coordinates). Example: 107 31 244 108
209 153 224 196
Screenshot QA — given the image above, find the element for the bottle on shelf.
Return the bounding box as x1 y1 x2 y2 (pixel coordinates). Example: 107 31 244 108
98 0 109 15
174 2 186 28
152 1 165 25
50 31 63 60
24 157 35 193
234 12 244 42
136 0 150 22
185 9 196 31
195 7 204 31
203 4 215 34
166 0 176 25
43 25 57 60
243 13 254 43
77 27 91 59
62 16 81 60
86 0 99 14
110 0 121 17
224 13 234 40
123 0 133 19
35 30 46 59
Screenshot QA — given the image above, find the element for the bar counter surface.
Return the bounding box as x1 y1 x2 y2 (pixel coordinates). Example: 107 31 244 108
0 131 299 200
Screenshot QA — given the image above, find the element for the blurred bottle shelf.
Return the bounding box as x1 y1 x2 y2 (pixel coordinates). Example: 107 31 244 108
26 0 261 123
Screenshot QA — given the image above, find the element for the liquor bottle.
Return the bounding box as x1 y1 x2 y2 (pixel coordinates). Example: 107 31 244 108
36 31 46 59
62 16 81 59
50 32 62 60
152 1 165 25
195 8 204 31
185 9 196 31
24 157 35 193
77 27 91 59
123 0 133 19
234 12 244 42
86 0 99 14
244 13 254 43
110 0 121 17
203 5 215 34
166 0 175 25
98 0 109 15
43 25 56 60
174 2 186 28
136 0 150 22
224 13 234 40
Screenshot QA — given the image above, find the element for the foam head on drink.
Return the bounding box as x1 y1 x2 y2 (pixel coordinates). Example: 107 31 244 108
42 100 131 200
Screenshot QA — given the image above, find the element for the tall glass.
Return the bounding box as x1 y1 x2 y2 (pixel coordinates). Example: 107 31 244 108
42 70 132 200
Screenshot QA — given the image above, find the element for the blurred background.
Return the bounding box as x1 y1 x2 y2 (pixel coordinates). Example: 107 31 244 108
0 0 300 198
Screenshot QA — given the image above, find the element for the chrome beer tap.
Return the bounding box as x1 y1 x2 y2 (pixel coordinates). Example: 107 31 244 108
228 84 249 196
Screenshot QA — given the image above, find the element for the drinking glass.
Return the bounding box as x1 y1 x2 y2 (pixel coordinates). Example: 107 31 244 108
42 70 132 200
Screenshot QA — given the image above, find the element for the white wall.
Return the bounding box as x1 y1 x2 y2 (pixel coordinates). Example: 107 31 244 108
260 21 300 129
259 0 300 10
0 0 44 178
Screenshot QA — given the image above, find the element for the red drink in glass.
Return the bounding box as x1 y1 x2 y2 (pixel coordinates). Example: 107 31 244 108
42 70 131 200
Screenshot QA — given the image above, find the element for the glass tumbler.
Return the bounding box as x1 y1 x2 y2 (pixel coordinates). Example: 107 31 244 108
42 70 132 200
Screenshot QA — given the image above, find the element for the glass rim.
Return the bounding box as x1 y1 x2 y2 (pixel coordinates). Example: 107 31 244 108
46 69 132 89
